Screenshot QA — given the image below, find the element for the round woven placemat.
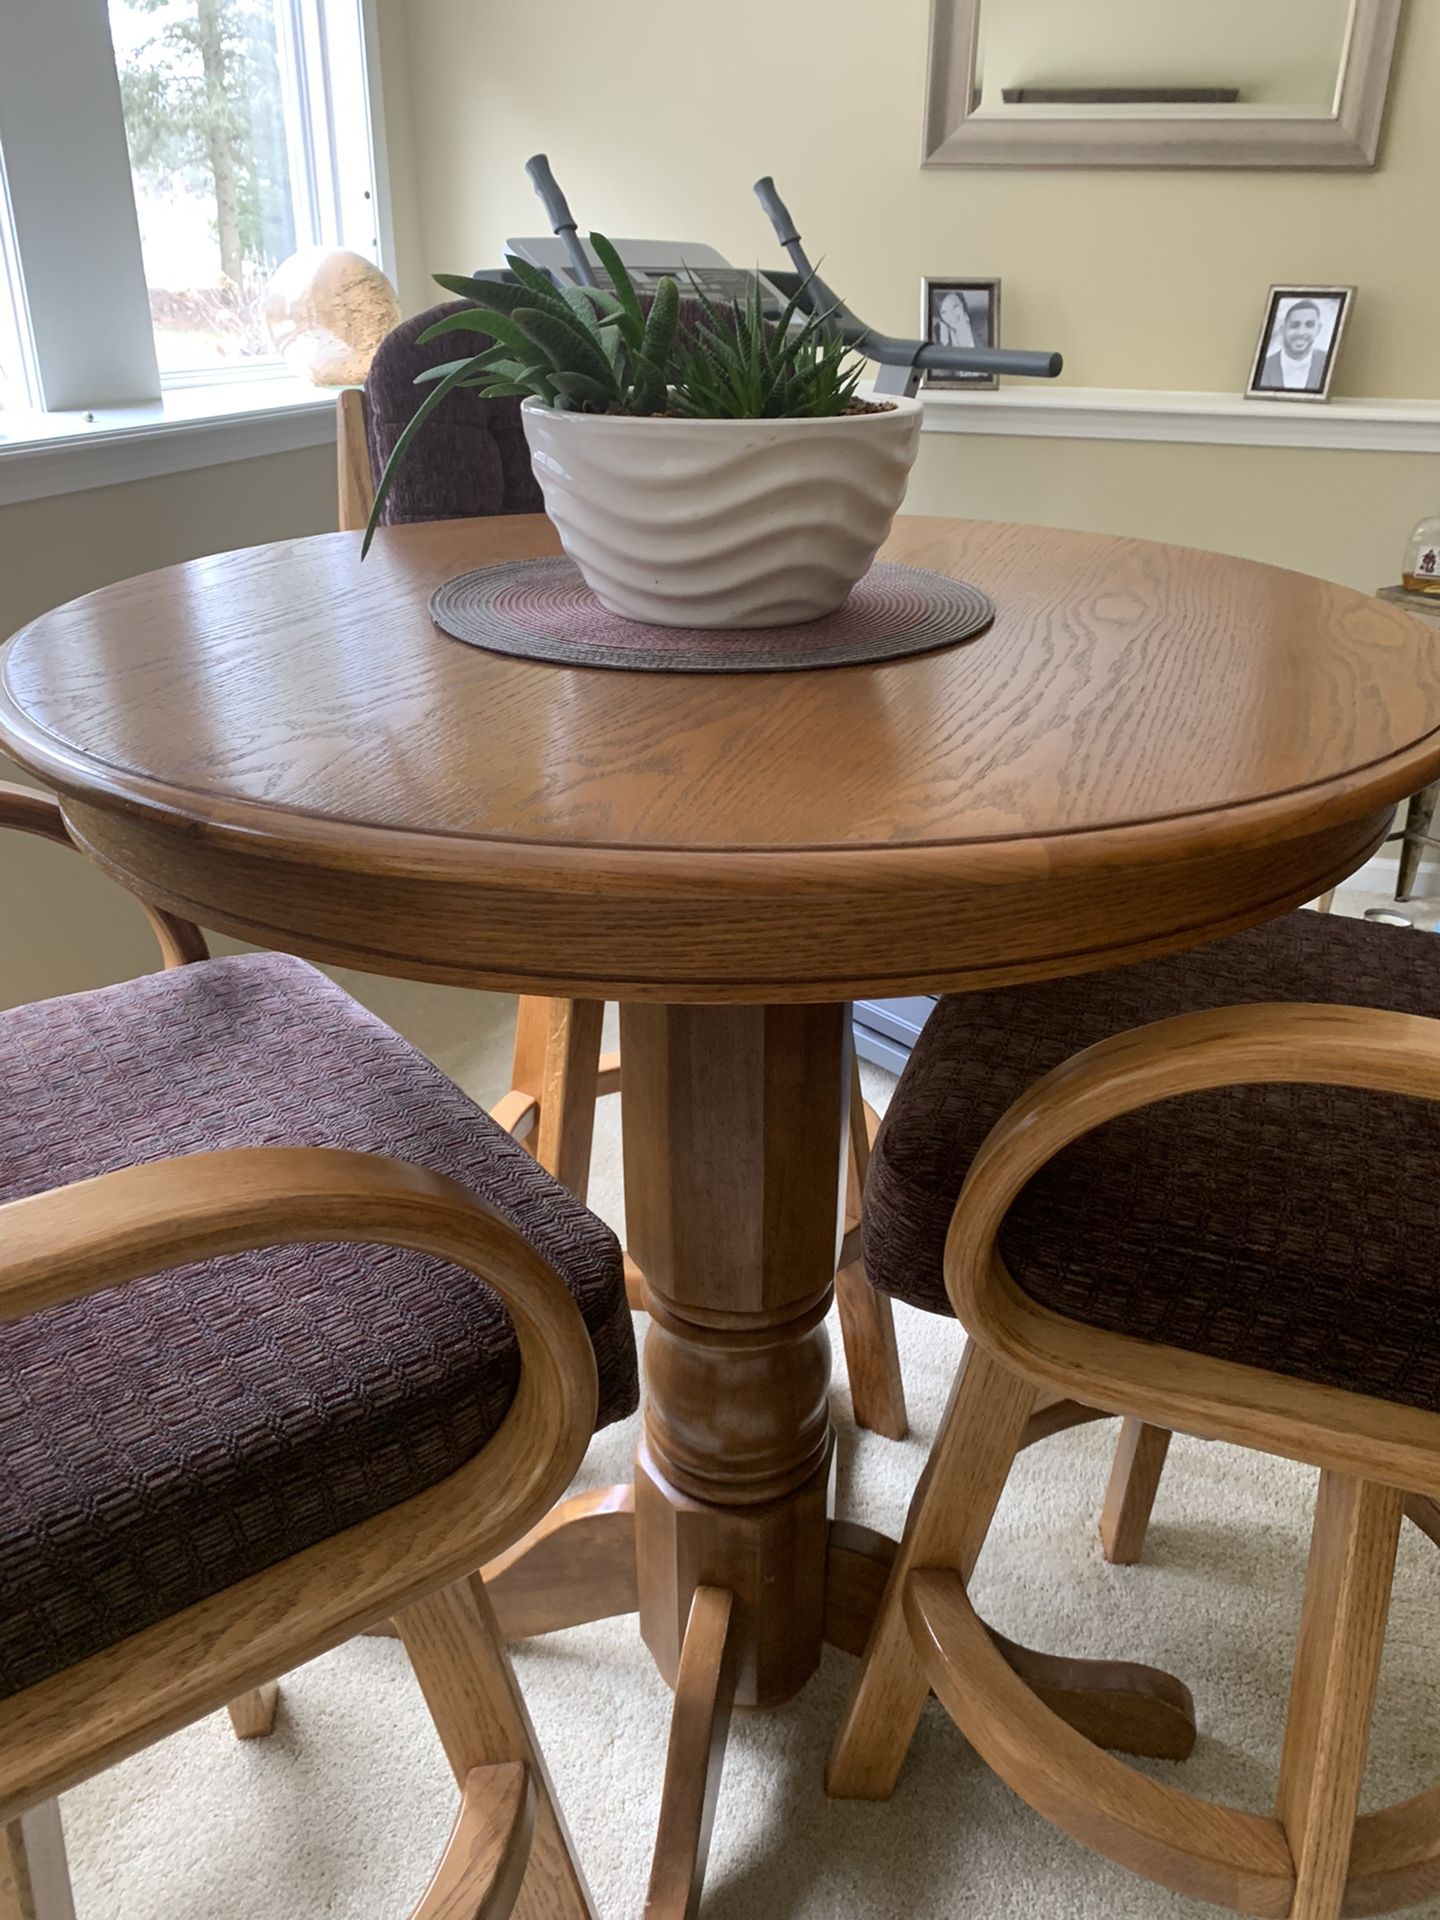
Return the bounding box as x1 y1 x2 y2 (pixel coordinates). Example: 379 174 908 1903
428 557 993 673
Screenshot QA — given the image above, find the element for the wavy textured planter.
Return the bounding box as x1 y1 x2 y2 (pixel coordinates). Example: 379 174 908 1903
521 396 923 628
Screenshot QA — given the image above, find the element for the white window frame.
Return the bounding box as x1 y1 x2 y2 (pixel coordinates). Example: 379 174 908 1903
0 0 390 415
0 154 40 414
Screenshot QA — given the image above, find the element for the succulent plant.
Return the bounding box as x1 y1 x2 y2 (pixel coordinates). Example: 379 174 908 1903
363 237 676 551
668 274 864 420
363 234 869 554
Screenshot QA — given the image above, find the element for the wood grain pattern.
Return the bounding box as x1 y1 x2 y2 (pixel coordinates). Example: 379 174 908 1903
642 1586 737 1920
905 1568 1296 1916
836 1047 907 1439
1100 1419 1173 1566
225 1683 279 1740
396 1578 596 1920
1 517 1432 999
511 998 605 1201
1276 1474 1402 1919
828 1342 1034 1798
410 1763 535 1920
624 1001 847 1706
823 1519 1196 1762
335 388 374 535
481 1485 637 1643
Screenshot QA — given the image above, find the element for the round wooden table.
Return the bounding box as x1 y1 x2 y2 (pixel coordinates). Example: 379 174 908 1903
6 513 1440 1910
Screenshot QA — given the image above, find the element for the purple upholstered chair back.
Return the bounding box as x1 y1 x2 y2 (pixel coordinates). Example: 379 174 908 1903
363 301 544 526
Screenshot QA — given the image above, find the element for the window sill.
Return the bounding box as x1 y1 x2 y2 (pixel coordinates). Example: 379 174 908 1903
0 376 338 507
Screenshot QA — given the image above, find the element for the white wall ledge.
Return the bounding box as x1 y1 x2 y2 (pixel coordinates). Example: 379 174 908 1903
910 385 1440 454
0 378 336 506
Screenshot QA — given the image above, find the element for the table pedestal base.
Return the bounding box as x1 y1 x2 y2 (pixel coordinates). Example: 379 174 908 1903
478 1398 1201 1920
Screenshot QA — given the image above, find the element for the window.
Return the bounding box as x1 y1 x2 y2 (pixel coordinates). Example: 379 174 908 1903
0 0 385 416
107 0 378 380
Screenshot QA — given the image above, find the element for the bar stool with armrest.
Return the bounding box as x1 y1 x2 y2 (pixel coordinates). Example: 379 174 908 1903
340 305 908 1438
830 906 1440 1917
0 780 636 1920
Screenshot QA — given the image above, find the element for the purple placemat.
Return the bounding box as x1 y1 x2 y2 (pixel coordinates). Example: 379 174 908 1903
428 558 993 673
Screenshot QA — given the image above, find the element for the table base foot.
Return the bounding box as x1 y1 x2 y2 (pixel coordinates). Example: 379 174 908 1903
484 1484 638 1641
824 1520 1197 1762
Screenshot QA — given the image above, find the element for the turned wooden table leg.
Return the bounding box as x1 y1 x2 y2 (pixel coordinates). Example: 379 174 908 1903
621 1001 849 1710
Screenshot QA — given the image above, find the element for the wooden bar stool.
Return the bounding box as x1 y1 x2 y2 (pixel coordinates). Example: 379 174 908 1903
831 939 1440 1913
340 339 908 1438
0 782 636 1918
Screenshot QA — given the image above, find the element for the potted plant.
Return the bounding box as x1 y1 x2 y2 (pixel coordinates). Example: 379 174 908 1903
364 238 922 629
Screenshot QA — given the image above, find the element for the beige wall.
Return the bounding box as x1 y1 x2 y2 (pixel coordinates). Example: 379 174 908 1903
1 447 335 1007
907 435 1431 593
393 0 1435 401
976 0 1352 110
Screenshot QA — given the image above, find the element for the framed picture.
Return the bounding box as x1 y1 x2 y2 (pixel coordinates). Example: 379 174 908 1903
1246 286 1355 403
920 278 1001 390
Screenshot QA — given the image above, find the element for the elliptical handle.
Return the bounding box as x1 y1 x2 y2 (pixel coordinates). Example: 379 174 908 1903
753 175 801 250
524 153 597 287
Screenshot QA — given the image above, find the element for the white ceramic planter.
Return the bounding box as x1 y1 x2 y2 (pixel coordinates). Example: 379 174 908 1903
520 395 923 628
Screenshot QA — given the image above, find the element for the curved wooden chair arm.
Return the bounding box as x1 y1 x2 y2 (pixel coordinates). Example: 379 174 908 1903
945 1002 1440 1493
409 1762 536 1920
0 778 209 969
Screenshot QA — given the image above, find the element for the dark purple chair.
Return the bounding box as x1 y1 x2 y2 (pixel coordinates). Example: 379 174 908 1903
363 301 544 526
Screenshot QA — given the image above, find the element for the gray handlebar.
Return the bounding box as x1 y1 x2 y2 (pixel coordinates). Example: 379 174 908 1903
525 153 597 287
754 174 1062 382
753 175 800 250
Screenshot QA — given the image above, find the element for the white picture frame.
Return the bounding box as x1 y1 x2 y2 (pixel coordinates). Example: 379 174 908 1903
1245 286 1355 403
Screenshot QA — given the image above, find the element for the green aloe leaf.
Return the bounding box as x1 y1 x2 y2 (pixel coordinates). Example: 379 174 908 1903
504 255 580 316
414 355 491 384
513 305 618 396
362 352 489 556
432 274 534 313
588 233 645 349
418 307 530 353
632 276 678 412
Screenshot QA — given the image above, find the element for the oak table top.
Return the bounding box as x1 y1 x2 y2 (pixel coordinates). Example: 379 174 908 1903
3 513 1437 1000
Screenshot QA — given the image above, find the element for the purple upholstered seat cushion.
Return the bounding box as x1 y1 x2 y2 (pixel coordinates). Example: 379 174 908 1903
364 302 544 526
0 953 634 1698
864 911 1440 1412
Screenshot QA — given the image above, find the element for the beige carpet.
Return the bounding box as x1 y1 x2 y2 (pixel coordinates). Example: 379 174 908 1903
58 937 1440 1919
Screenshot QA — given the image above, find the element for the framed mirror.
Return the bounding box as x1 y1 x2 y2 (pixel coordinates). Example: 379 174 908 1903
924 0 1403 169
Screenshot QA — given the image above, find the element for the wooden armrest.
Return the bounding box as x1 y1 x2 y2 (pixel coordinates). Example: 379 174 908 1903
0 781 70 849
0 780 209 969
0 1147 597 1437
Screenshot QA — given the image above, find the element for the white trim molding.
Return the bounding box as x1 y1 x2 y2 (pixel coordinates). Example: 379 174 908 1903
911 386 1440 454
0 381 335 506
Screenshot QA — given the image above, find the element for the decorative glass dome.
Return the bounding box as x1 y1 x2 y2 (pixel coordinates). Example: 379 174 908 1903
1404 516 1440 597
